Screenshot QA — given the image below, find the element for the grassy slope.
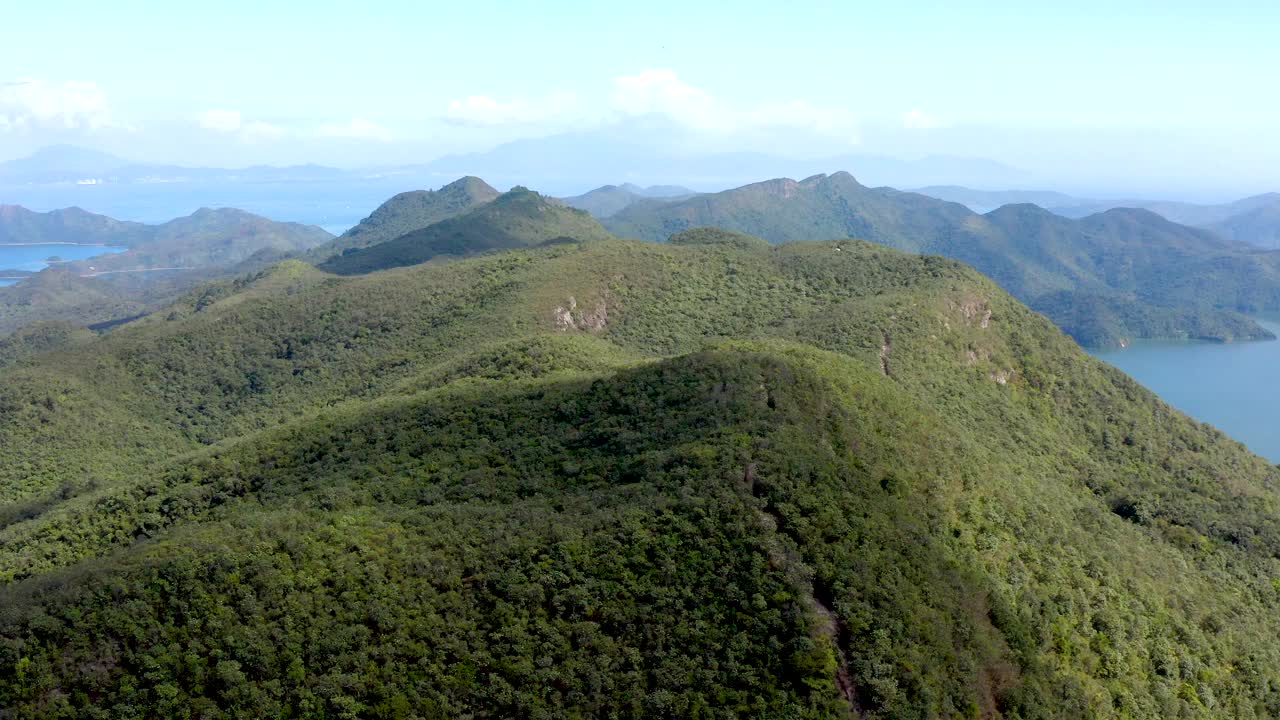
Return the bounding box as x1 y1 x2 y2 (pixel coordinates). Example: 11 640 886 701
2 239 1280 717
605 173 1280 347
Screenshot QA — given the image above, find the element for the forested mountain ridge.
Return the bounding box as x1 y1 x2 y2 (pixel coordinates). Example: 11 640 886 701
605 172 1280 346
307 176 500 262
0 204 151 247
319 186 613 275
60 207 332 273
916 186 1280 250
3 232 1280 717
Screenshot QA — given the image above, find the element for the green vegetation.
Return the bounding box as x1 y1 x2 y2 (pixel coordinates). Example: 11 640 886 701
560 183 695 218
604 172 1280 347
0 207 332 337
60 208 332 274
320 187 613 275
308 176 500 262
4 231 1280 717
0 204 149 247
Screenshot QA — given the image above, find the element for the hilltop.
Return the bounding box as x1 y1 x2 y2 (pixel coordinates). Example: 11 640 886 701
3 235 1280 716
309 176 500 261
320 186 612 275
560 182 696 218
605 172 1280 346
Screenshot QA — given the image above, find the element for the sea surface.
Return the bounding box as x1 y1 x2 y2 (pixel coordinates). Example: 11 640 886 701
0 244 126 285
1092 318 1280 461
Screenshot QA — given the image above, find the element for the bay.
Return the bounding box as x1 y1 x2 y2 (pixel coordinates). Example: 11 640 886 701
1092 318 1280 462
0 243 126 284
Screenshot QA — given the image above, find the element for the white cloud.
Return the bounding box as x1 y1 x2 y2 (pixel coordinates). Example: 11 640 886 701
314 117 391 141
610 69 720 130
444 70 858 144
445 91 580 127
903 109 947 130
242 120 287 141
0 79 115 132
197 109 243 132
609 69 858 141
196 109 285 142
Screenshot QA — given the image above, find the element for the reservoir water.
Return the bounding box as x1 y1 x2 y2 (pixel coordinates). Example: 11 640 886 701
0 244 126 285
1092 319 1280 462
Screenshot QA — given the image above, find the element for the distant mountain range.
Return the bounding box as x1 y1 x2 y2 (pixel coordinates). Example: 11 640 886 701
0 135 1034 196
560 183 696 218
414 118 1033 194
0 145 355 186
602 172 1280 346
0 204 331 334
916 186 1280 249
6 170 1280 350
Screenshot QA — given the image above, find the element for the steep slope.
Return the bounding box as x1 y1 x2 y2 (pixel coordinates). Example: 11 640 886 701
560 183 697 218
309 176 500 261
320 186 612 275
4 238 1280 716
606 173 1280 346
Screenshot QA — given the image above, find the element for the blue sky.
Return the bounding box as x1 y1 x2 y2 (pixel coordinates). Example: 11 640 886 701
2 0 1277 194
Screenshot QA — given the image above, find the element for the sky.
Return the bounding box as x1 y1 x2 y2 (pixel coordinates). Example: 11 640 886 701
1 0 1278 196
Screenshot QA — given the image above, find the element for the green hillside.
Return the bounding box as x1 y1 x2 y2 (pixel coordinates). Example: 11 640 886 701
320 186 613 275
4 235 1280 717
309 176 500 261
0 204 151 247
60 208 332 274
0 208 333 337
605 172 1280 347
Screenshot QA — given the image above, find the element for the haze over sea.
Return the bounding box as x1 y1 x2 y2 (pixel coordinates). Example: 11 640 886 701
0 179 423 236
1093 318 1280 462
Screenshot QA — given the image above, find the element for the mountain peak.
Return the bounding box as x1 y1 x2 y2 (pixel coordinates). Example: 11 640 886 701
442 175 500 199
320 186 612 275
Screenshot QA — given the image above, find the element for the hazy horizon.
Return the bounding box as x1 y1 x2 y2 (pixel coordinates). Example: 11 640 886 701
3 1 1278 199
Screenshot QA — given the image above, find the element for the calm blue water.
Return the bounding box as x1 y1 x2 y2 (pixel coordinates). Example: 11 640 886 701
0 243 126 278
1093 319 1280 461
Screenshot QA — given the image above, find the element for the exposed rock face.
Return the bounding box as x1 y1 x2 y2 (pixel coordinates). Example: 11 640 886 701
990 369 1014 385
553 294 609 332
952 298 993 329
